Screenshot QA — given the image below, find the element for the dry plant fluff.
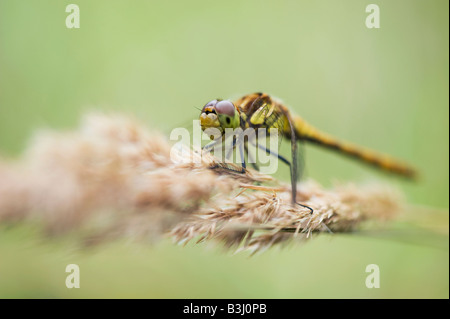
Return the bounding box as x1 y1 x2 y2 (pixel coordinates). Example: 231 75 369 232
0 113 403 252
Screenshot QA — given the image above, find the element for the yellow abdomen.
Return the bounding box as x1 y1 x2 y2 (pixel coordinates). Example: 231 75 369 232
284 114 417 179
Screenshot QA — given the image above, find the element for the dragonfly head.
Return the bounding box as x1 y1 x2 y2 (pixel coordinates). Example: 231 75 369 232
200 99 240 139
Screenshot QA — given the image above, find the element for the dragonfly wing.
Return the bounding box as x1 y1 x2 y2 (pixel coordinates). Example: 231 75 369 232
282 108 299 203
297 139 306 181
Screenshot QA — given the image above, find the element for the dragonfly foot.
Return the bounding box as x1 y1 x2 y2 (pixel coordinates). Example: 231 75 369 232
295 202 314 215
209 163 247 175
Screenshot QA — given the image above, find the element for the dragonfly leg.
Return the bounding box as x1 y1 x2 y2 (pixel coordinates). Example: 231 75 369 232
253 142 313 214
254 142 290 165
295 202 314 214
205 134 247 174
244 142 259 171
225 136 247 173
225 136 236 162
238 137 246 173
202 138 222 152
285 111 313 214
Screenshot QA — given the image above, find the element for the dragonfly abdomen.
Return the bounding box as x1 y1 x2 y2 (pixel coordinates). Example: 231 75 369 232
290 115 417 179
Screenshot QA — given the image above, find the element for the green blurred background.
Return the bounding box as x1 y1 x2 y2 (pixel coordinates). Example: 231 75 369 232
0 0 448 298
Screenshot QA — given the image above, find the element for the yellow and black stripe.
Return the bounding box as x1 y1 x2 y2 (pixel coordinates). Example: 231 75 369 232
288 114 417 179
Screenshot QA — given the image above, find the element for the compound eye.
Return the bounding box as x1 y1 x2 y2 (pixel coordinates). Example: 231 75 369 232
201 100 218 112
215 100 236 117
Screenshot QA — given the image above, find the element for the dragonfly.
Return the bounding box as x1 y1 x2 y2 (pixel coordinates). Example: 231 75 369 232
199 92 417 210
